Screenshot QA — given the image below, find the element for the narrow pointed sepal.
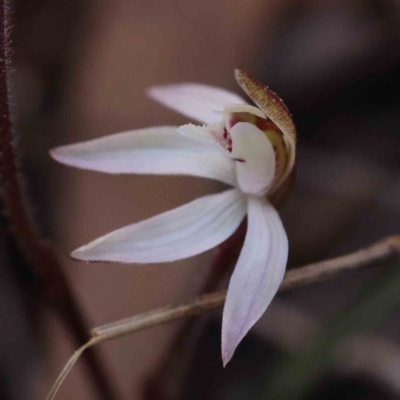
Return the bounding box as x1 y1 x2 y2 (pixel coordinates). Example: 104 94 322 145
71 189 247 264
50 127 236 186
147 83 247 125
221 197 288 366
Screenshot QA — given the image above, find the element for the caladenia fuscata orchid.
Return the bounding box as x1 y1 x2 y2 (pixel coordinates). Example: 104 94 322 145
50 69 296 365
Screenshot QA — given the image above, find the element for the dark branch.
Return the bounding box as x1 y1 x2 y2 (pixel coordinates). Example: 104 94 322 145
0 3 118 400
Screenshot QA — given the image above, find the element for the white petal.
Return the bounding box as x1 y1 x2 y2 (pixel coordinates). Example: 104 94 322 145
230 122 275 195
50 126 236 185
147 84 247 125
71 189 247 263
222 196 288 366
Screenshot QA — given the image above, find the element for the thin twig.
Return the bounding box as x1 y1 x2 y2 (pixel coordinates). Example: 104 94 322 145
92 235 400 339
0 3 117 400
46 235 400 400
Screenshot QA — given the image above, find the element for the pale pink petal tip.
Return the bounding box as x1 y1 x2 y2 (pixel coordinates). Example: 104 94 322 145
70 249 84 261
146 86 163 101
50 145 83 169
222 346 234 367
49 147 64 162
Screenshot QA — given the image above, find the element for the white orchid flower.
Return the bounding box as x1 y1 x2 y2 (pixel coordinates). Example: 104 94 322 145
50 69 296 365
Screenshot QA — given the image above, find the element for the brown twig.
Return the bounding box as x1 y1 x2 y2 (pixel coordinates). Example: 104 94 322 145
91 235 400 339
0 3 117 400
45 235 400 400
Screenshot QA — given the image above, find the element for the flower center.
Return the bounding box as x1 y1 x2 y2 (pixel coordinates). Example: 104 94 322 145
208 106 290 196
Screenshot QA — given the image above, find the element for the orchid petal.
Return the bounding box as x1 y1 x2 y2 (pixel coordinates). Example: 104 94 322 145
222 196 288 366
230 122 275 195
50 127 236 185
147 84 247 125
71 189 247 264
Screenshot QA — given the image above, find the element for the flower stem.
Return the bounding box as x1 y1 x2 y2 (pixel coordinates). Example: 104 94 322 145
0 3 117 400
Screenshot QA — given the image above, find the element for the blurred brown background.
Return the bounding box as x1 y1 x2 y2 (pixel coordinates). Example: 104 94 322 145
2 0 400 399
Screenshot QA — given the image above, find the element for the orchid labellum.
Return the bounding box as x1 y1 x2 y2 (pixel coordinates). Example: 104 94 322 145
51 69 296 365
